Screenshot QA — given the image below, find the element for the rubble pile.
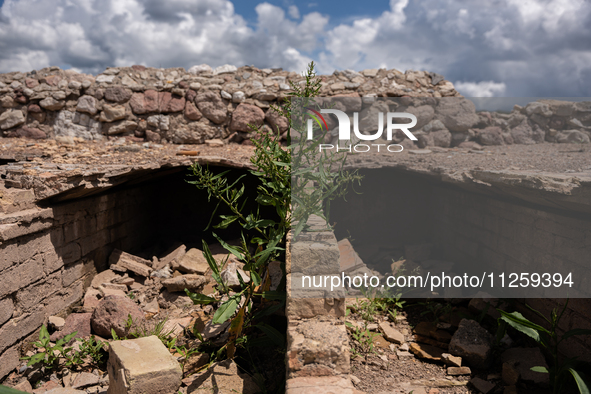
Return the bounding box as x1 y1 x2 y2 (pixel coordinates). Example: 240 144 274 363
3 244 276 394
345 301 551 394
340 240 554 394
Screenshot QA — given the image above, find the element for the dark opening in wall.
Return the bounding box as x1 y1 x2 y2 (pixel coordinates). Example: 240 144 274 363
328 167 591 359
0 165 275 378
42 166 270 271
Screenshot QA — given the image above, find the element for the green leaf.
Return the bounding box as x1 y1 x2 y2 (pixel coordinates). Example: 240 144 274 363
498 310 549 342
250 271 262 287
210 170 231 181
0 384 32 394
25 352 46 366
253 243 284 268
256 195 275 206
185 289 217 305
568 368 590 394
212 295 241 324
258 291 286 301
39 325 50 343
62 331 78 344
530 366 549 373
204 200 221 231
201 240 224 290
214 215 239 229
252 219 276 228
220 174 246 194
213 233 244 261
254 323 284 347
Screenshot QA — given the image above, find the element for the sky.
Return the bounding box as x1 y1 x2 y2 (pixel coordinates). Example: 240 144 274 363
0 0 590 97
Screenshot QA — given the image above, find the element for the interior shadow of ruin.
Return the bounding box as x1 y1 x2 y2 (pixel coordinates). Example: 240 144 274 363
329 166 591 360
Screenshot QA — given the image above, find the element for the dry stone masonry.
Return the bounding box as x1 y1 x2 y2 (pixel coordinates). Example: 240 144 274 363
0 64 461 146
1 64 590 150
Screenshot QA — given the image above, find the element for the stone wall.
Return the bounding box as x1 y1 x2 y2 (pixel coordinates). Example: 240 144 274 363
285 216 358 393
0 64 460 145
0 185 153 378
468 99 591 147
0 165 259 380
0 64 590 149
433 185 591 360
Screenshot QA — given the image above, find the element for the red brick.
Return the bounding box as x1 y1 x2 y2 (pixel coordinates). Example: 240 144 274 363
0 257 45 298
16 271 61 311
0 345 20 379
0 307 44 354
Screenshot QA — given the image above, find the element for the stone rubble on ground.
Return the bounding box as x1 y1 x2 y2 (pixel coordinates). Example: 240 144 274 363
339 237 558 394
3 243 276 394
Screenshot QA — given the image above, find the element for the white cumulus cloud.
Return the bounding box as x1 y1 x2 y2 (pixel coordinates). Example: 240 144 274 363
454 81 507 97
0 0 590 96
0 0 326 74
288 5 299 19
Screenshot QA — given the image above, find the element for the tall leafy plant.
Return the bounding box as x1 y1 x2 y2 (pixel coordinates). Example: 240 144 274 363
186 61 361 358
498 300 591 394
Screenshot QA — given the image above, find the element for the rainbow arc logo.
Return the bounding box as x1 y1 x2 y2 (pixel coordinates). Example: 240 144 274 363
305 107 327 130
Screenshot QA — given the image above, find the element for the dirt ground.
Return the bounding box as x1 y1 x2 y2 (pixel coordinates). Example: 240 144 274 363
2 137 590 176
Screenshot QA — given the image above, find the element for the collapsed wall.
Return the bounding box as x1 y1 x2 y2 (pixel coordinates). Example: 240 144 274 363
329 162 591 361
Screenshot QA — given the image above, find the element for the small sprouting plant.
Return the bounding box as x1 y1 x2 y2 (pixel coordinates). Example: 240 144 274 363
77 336 108 366
21 325 78 368
419 301 453 324
346 322 376 360
388 309 398 322
122 315 177 346
498 300 591 394
173 344 202 376
21 325 109 369
353 296 382 323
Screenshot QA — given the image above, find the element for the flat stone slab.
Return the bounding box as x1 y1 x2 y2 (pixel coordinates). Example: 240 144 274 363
338 238 366 272
174 248 209 275
379 321 404 344
286 376 362 394
107 335 182 394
